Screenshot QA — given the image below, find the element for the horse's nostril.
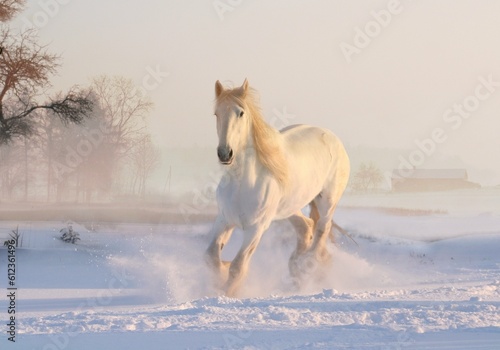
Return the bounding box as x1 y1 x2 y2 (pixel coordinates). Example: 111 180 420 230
217 147 233 163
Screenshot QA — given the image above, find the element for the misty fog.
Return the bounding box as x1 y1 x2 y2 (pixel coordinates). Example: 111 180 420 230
2 0 500 206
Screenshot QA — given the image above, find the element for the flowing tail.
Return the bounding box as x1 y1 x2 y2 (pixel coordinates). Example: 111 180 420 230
330 220 358 247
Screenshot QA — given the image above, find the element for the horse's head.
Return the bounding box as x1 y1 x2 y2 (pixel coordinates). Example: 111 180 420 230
213 79 251 165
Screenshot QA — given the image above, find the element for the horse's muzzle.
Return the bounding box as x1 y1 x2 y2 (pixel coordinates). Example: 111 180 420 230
217 146 233 165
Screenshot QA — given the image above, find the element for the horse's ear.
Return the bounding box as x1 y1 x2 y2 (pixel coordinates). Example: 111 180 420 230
241 78 249 93
236 79 249 98
215 80 224 98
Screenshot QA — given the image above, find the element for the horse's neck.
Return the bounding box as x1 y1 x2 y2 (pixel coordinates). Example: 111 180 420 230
225 143 259 182
223 124 265 183
226 121 286 187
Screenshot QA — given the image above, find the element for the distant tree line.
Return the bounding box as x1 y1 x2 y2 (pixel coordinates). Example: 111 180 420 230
0 1 160 202
350 162 383 193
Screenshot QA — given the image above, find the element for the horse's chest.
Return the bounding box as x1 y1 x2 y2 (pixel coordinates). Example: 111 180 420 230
216 177 277 228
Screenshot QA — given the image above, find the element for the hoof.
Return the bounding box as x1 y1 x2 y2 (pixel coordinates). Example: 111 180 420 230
289 252 318 281
289 248 332 285
207 260 232 291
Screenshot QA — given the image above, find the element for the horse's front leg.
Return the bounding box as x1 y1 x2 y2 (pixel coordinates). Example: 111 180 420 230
224 223 267 297
205 215 235 289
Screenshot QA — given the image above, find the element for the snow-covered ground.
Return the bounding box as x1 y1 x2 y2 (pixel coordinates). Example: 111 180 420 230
0 190 499 349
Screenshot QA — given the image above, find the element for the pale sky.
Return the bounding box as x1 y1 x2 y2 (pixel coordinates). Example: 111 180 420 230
11 0 500 185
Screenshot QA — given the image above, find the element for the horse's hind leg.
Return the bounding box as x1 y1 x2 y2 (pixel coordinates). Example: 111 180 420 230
290 211 315 256
288 211 315 280
310 191 342 264
309 200 320 232
310 149 349 258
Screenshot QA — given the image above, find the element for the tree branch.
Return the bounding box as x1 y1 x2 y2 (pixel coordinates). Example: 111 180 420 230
0 89 94 144
0 0 25 22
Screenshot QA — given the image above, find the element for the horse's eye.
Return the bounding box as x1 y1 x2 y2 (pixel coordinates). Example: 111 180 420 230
239 110 244 118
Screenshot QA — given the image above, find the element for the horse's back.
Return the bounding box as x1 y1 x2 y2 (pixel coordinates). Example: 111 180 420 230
280 124 348 168
280 124 341 144
276 124 350 217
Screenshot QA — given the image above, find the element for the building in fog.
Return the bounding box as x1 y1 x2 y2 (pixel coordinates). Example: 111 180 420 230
391 169 480 192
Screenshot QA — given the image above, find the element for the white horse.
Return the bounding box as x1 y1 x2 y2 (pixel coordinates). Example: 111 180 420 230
205 79 350 296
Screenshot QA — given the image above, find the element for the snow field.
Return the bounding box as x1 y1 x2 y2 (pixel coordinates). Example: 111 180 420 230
0 193 499 349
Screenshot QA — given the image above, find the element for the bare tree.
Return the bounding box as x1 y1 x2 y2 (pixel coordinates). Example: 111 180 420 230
350 162 383 193
21 134 35 200
129 135 161 199
35 103 114 203
89 75 154 200
0 0 24 22
35 111 67 201
74 115 116 202
91 75 153 159
0 27 93 144
0 140 23 199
